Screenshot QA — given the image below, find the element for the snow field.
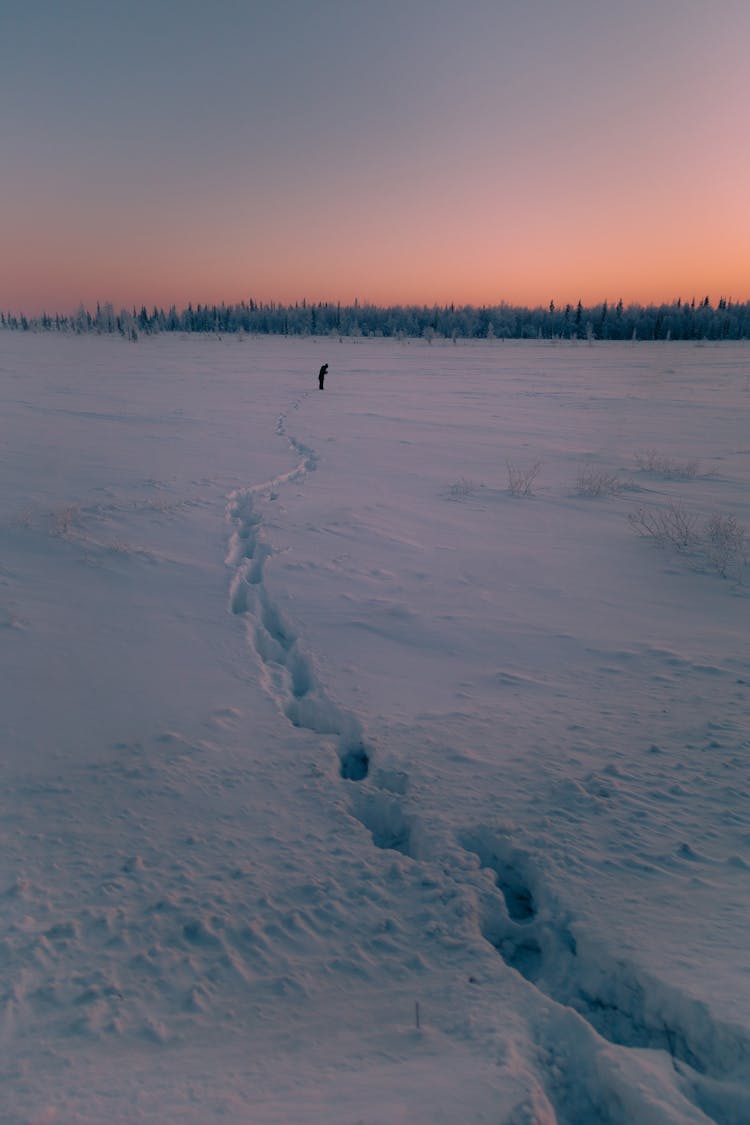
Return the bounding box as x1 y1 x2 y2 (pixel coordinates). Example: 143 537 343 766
1 333 749 1123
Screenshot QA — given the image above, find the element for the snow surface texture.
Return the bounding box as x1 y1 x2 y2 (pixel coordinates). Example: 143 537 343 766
1 334 749 1124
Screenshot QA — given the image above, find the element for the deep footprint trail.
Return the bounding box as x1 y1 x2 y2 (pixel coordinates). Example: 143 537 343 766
225 391 750 1125
225 396 426 853
226 395 371 782
459 827 750 1124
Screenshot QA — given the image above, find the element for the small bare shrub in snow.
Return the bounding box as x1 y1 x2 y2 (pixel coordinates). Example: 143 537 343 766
506 460 541 497
574 466 622 497
628 502 698 551
107 538 132 554
447 477 478 500
52 505 81 537
629 503 747 581
704 513 746 579
634 450 700 479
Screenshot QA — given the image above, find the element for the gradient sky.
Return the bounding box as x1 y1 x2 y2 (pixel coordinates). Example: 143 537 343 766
2 0 749 314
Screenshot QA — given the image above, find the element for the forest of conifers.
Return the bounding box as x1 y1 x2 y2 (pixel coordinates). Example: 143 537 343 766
3 296 749 341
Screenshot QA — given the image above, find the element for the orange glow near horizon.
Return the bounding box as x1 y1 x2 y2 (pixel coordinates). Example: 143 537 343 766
7 190 749 317
6 108 749 317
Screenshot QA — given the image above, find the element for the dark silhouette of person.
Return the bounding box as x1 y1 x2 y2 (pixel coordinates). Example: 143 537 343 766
318 363 328 390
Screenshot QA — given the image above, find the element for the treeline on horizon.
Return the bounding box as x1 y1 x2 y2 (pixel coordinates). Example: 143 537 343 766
2 296 750 341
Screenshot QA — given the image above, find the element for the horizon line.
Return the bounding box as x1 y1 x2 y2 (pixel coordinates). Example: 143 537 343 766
5 293 749 319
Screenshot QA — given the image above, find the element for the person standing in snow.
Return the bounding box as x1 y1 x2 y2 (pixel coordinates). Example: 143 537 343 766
318 363 328 390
